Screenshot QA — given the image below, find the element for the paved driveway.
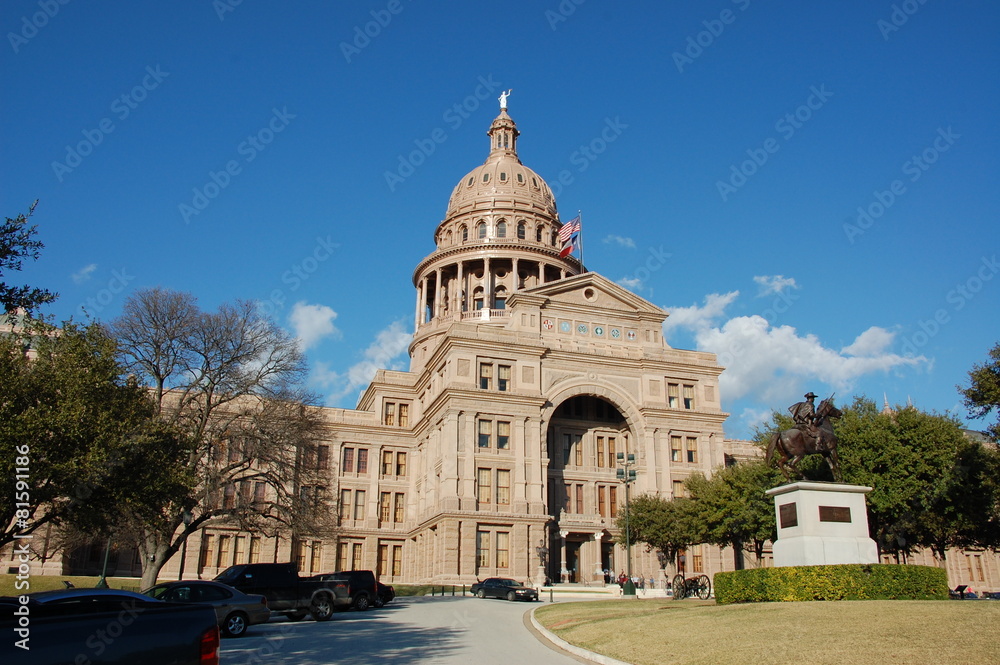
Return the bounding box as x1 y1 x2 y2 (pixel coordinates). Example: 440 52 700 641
221 596 586 665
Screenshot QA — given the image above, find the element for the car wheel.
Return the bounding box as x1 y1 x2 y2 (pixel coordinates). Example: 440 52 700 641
354 594 370 611
506 591 516 602
284 611 307 622
311 594 334 621
373 596 385 608
223 611 248 638
477 589 486 599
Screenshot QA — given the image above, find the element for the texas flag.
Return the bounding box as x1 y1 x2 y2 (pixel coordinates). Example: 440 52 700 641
558 216 581 257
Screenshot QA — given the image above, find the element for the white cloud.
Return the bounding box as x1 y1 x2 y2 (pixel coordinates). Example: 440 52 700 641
289 302 341 350
662 292 927 406
753 274 798 296
71 263 98 284
616 276 643 291
313 320 412 403
603 235 636 249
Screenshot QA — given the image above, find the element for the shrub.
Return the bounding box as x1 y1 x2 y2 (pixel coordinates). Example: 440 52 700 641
714 564 948 604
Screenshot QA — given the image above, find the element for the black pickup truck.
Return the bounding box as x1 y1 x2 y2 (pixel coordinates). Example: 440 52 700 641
215 562 350 620
0 588 220 665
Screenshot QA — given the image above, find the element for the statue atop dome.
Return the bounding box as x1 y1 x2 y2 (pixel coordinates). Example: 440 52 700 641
499 89 512 110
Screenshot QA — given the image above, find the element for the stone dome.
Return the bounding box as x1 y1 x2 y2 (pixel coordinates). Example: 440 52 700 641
445 110 558 218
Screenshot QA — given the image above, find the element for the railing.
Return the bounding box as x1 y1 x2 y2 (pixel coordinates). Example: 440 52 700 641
460 309 510 322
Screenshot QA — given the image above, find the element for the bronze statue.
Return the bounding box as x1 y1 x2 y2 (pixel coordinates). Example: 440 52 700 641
767 394 843 482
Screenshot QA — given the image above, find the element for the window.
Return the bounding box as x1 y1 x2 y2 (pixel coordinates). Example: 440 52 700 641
478 419 492 448
683 384 695 409
382 451 393 476
673 480 685 498
343 447 355 473
217 535 231 569
378 544 389 577
477 221 487 238
691 545 703 573
668 383 679 408
199 535 215 572
479 363 493 389
392 545 403 576
574 435 583 467
498 365 510 391
353 490 366 520
398 403 409 427
352 543 363 570
396 452 407 477
686 437 698 463
338 543 349 571
607 436 616 468
310 541 323 573
597 436 605 467
610 486 618 516
317 445 329 469
384 402 395 426
536 226 543 242
357 449 368 474
497 469 510 505
496 220 507 237
477 531 490 567
340 489 351 519
379 492 391 523
598 486 607 517
563 483 572 512
394 493 405 522
254 482 266 506
562 435 572 465
494 287 507 310
575 484 584 514
477 468 492 504
249 536 260 564
497 421 510 450
482 173 490 183
461 225 468 242
499 172 507 182
223 484 235 509
671 436 682 463
473 287 484 310
496 532 510 568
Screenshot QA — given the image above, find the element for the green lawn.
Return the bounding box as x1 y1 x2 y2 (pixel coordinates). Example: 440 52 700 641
0 574 143 596
535 598 1000 665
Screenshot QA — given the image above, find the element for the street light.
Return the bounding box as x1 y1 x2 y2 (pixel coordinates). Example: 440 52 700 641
616 452 637 597
177 510 193 581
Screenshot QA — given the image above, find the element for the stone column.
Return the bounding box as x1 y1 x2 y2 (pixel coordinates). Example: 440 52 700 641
414 277 423 330
456 260 464 313
434 267 443 320
559 530 568 583
512 257 520 290
538 261 544 284
484 256 492 315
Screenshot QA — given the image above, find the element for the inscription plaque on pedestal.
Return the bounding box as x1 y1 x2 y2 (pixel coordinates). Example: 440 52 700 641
779 502 798 528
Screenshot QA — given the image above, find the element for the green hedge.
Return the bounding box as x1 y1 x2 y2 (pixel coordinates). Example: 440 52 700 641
714 564 948 604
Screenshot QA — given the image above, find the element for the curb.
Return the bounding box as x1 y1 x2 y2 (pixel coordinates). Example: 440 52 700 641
529 606 632 665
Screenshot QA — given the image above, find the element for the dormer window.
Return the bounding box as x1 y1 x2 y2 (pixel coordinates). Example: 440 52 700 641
516 173 524 184
499 172 507 182
467 176 474 186
483 173 490 183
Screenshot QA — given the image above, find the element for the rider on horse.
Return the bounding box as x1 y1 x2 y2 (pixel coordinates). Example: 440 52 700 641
789 392 824 450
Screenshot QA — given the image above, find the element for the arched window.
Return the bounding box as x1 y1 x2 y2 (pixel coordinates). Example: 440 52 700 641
496 220 507 238
536 225 544 242
477 222 487 239
460 225 468 242
551 230 558 246
473 287 485 311
445 230 453 245
494 287 508 310
517 222 526 240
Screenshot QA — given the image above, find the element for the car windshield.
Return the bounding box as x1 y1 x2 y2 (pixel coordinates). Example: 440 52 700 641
144 585 171 599
214 565 246 583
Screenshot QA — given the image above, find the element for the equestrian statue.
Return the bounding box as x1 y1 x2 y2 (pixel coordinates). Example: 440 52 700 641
766 392 844 482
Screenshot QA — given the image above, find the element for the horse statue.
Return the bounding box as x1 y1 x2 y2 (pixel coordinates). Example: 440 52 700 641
766 396 843 482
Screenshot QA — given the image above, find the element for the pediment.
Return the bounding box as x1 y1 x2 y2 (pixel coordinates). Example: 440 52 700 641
513 272 666 321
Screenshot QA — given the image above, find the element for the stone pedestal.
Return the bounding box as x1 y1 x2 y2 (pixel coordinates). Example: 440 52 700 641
765 482 878 567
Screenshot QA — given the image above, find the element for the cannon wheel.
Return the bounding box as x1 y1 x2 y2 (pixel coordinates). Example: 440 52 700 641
671 574 686 600
696 575 712 600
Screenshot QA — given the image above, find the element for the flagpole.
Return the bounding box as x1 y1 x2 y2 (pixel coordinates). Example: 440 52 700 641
577 210 585 273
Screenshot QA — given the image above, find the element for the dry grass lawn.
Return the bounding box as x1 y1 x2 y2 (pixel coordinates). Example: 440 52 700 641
535 598 1000 665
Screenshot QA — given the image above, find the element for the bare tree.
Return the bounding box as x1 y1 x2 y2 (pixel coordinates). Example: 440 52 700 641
108 288 335 588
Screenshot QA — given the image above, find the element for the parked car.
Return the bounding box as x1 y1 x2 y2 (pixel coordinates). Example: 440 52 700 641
144 580 270 637
215 562 350 621
311 570 383 610
0 588 220 665
470 577 539 601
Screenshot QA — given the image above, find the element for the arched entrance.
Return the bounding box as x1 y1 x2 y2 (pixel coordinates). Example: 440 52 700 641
544 394 631 584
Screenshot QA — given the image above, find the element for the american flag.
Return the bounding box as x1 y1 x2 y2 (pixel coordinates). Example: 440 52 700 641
557 216 581 243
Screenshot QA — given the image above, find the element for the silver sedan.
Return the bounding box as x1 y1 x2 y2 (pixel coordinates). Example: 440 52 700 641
144 580 270 638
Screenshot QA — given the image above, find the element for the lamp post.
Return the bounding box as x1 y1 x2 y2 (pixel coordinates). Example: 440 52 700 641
616 452 637 597
95 536 112 589
177 510 193 581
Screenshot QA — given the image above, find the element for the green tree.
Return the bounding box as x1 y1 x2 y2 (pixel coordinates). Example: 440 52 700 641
1 201 56 315
0 322 188 551
615 494 703 575
684 460 780 568
960 342 1000 441
109 288 333 588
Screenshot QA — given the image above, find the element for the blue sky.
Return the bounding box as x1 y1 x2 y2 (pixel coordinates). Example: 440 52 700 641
4 1 998 439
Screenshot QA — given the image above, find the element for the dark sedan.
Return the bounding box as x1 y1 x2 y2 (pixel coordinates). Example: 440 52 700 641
144 580 270 637
470 578 539 601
